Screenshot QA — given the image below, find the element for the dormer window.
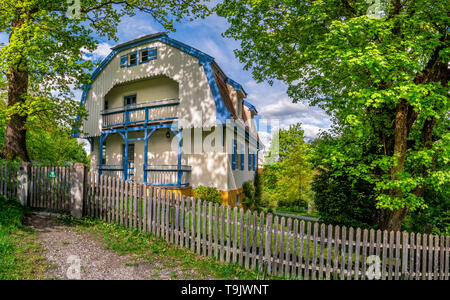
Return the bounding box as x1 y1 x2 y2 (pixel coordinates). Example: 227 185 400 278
129 52 137 66
120 47 157 68
140 47 157 64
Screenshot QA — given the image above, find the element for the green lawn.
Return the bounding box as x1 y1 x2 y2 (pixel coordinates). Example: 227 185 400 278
0 196 47 280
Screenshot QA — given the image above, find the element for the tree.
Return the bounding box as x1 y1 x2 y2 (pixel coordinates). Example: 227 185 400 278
0 0 210 161
262 123 313 209
217 0 449 231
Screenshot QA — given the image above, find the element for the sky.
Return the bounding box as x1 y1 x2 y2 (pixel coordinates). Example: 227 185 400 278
0 8 331 151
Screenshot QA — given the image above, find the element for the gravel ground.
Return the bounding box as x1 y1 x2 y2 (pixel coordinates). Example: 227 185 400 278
26 214 187 280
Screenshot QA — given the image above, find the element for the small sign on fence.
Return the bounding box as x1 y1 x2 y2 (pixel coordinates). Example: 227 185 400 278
49 171 57 178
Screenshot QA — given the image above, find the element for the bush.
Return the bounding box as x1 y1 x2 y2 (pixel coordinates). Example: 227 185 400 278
193 186 222 204
312 169 377 229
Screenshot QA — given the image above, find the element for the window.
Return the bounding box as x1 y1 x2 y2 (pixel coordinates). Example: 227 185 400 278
139 47 157 64
124 94 137 106
102 143 106 165
122 144 135 163
104 99 109 110
128 52 137 66
236 193 241 207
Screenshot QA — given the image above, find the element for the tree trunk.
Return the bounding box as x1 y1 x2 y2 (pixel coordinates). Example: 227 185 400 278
376 207 409 232
377 99 410 231
0 68 29 161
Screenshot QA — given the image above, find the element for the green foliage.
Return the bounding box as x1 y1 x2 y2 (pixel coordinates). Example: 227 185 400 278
312 168 378 229
193 186 222 204
0 0 210 159
0 111 88 165
403 188 450 236
216 0 449 229
0 196 46 279
242 180 255 208
262 123 314 210
27 126 88 165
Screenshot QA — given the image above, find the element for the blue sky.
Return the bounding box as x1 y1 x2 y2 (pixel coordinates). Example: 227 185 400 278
0 9 331 144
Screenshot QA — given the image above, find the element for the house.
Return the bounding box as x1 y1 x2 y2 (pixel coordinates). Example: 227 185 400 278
75 33 261 206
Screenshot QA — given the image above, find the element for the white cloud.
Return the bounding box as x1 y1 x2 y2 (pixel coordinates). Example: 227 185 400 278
82 42 112 61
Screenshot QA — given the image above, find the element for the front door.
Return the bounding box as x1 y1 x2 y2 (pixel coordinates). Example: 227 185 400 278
122 143 135 181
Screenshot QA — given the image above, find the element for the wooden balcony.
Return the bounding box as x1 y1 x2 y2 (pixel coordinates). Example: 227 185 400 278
145 165 192 187
98 164 191 187
102 98 180 129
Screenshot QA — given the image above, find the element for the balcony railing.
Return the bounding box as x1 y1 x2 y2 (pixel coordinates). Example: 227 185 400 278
102 98 180 128
98 164 192 187
98 165 124 179
145 165 191 187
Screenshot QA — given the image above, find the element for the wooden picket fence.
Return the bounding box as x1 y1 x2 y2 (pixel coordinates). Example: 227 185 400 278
0 162 18 200
28 166 72 212
84 172 450 280
0 163 448 280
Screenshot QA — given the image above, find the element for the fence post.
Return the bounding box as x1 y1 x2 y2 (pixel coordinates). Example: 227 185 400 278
70 163 85 218
17 162 30 206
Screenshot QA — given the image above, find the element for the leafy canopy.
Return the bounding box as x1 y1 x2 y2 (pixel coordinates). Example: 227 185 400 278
0 0 210 127
217 0 449 213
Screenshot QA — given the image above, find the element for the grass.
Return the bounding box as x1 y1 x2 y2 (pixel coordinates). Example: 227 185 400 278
0 196 47 280
59 216 279 280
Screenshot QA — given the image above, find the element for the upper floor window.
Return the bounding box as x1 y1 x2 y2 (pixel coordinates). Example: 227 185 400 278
140 47 157 64
120 47 157 68
129 52 137 66
124 94 137 106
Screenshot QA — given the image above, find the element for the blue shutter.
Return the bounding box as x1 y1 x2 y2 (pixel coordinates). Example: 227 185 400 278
232 139 237 170
248 148 251 171
120 55 128 68
240 144 244 170
148 48 157 60
253 153 257 171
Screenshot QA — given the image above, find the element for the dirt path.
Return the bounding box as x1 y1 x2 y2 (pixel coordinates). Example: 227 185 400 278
26 214 186 280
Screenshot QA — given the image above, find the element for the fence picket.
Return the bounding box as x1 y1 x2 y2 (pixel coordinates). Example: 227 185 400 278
238 207 244 265
325 224 333 280
347 227 354 280
245 209 251 270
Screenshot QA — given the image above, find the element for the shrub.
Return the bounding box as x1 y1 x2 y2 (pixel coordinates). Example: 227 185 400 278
312 169 377 229
193 186 222 204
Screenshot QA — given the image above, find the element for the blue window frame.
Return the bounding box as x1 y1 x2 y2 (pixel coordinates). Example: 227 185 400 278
120 51 138 68
232 139 237 170
139 47 157 64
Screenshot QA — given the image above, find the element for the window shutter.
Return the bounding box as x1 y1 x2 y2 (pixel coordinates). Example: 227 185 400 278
232 139 237 170
120 55 128 68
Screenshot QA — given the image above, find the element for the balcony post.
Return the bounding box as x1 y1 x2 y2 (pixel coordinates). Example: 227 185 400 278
99 135 104 177
144 128 148 184
123 130 129 181
177 129 183 187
